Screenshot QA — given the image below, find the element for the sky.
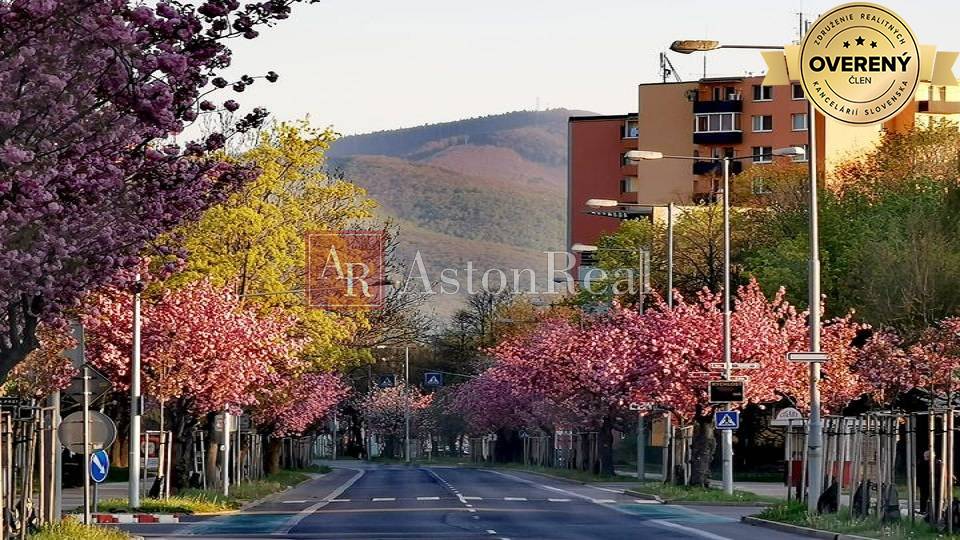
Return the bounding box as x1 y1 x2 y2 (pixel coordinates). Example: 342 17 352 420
223 0 960 135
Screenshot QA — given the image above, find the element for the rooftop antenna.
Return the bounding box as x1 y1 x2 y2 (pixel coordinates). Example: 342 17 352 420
659 52 682 83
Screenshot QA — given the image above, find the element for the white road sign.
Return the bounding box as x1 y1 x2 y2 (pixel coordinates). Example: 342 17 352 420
787 351 829 363
771 407 806 427
707 363 761 370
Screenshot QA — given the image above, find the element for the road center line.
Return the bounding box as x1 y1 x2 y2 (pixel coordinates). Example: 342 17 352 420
417 496 440 501
372 497 396 502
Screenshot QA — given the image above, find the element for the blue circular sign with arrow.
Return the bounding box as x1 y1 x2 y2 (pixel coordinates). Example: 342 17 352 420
90 449 110 483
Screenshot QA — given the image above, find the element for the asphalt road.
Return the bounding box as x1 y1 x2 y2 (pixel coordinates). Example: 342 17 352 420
127 464 811 539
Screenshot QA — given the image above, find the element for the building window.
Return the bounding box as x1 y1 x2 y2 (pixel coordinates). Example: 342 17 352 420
752 115 773 132
792 84 805 100
620 177 638 193
792 144 810 162
792 113 808 131
694 112 741 133
753 85 773 101
624 119 639 138
752 146 773 163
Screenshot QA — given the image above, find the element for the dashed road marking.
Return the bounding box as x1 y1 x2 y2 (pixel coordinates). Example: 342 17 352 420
416 496 440 501
503 497 526 501
371 497 395 502
463 496 482 500
330 499 351 503
547 498 571 502
591 499 616 504
281 500 308 504
486 530 497 535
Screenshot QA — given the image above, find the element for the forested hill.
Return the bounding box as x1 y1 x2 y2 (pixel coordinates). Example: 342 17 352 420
329 109 593 315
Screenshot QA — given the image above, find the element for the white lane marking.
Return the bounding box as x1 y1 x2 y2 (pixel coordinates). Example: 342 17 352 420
592 499 616 504
649 519 733 540
486 470 603 504
277 467 365 534
547 498 571 502
468 508 478 513
372 497 395 502
503 497 527 501
330 499 351 503
281 500 308 504
634 499 660 504
486 530 497 535
416 496 440 501
463 496 483 500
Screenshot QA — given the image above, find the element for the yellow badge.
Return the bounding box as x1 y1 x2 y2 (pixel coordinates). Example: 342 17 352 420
800 2 920 125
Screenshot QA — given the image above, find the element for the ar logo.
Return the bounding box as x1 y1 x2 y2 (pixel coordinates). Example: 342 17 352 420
306 230 386 309
800 2 919 125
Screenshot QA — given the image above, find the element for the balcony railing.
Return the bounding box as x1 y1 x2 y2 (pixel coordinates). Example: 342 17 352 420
693 100 743 114
693 131 743 145
693 160 743 175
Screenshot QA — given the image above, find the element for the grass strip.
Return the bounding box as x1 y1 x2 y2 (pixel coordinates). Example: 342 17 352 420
96 466 328 514
29 518 132 539
758 501 941 539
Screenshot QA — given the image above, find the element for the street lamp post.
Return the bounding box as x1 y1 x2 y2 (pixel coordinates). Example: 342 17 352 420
129 275 143 509
669 36 824 512
630 147 803 494
404 345 411 464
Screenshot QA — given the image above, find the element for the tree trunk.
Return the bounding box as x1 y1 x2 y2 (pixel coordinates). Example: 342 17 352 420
204 412 221 489
0 295 42 383
689 414 716 488
597 417 616 477
266 438 282 475
170 403 197 492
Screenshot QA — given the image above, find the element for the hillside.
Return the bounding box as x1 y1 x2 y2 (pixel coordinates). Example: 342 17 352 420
329 109 591 317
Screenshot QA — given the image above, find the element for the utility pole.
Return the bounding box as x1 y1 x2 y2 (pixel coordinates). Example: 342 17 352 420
222 409 230 496
666 202 674 308
79 324 91 525
129 275 143 509
636 410 645 481
805 68 825 513
720 157 734 495
404 346 411 464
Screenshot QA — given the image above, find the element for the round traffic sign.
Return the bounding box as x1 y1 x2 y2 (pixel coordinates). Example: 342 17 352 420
90 449 110 483
57 410 117 453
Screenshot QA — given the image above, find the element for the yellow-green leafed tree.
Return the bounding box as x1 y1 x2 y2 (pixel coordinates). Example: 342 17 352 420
171 120 378 370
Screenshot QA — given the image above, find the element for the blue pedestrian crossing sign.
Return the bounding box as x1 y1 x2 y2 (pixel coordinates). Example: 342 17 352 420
424 372 443 387
376 374 396 388
715 411 740 430
90 449 110 483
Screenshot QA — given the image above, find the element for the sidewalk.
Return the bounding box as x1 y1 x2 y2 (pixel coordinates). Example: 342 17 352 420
615 469 788 500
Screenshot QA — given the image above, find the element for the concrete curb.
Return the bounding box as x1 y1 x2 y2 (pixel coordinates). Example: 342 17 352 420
68 513 181 524
741 516 877 540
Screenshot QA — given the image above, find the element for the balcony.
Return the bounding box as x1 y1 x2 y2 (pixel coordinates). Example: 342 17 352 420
693 160 743 175
693 100 743 114
693 131 743 145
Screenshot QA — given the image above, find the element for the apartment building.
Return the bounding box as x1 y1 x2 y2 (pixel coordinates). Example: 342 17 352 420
567 76 960 256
